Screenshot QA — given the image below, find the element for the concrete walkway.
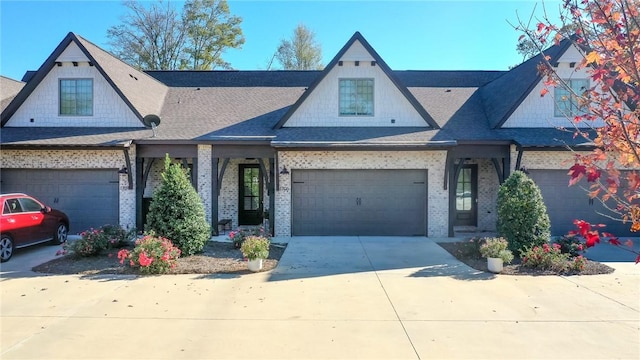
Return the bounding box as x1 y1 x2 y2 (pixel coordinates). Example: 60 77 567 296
1 236 638 359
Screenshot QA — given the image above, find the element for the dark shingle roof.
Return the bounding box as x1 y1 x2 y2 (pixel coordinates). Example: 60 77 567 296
480 39 572 129
146 70 320 87
1 32 583 149
0 76 25 113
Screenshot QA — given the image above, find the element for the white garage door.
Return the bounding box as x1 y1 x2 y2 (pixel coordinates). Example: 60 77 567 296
0 169 119 233
292 170 427 236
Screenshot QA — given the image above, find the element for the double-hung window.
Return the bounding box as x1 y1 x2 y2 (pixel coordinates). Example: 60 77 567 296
59 79 93 116
339 78 374 116
554 79 589 117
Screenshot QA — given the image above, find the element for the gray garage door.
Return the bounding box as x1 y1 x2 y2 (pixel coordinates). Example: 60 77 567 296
528 170 633 237
292 170 427 236
0 169 119 233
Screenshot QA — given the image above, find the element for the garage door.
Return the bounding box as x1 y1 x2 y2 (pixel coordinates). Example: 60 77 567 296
292 170 427 236
0 169 119 233
528 170 633 236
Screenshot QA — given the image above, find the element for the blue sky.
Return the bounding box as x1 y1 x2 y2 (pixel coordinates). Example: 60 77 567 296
0 0 562 81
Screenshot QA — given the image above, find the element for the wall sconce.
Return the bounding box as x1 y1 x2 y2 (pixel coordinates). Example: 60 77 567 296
279 166 289 175
118 166 128 174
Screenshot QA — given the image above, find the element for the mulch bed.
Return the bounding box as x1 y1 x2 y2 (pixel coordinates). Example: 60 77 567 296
32 241 286 276
437 241 615 275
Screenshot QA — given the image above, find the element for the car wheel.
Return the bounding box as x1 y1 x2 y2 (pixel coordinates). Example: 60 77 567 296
53 223 68 244
0 235 14 262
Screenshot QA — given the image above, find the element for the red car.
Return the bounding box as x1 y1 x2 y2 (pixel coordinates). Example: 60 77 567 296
0 193 69 262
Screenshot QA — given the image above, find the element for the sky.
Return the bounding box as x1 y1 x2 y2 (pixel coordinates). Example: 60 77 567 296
0 0 563 81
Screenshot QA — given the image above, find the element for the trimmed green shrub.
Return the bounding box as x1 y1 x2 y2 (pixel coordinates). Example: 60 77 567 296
145 155 210 256
497 170 551 254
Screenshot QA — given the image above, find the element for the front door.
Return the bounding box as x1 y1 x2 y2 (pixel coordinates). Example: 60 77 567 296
239 165 263 225
454 164 478 226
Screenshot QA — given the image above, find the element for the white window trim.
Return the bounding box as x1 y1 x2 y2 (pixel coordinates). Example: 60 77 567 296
338 78 375 117
59 78 94 116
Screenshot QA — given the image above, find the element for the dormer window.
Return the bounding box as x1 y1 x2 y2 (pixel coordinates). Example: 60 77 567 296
554 79 589 117
60 78 93 116
339 78 374 116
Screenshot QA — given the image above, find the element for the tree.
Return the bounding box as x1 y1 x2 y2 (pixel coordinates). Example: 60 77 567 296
516 0 640 262
145 155 210 256
107 0 244 70
274 24 323 70
107 0 185 70
497 171 551 254
182 0 244 70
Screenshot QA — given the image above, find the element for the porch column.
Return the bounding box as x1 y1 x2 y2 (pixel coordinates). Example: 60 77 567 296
269 158 275 236
135 157 144 231
211 157 219 236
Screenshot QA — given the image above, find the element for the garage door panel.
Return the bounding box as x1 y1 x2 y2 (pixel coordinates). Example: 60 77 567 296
292 170 427 236
529 170 633 236
1 169 119 233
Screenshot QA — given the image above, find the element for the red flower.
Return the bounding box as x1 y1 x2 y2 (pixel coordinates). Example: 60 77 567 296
138 252 154 267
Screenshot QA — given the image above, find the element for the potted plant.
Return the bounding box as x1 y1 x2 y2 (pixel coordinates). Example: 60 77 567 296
240 235 270 272
479 237 514 273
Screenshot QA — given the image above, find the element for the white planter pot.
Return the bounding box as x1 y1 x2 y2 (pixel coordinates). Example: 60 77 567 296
247 258 263 272
487 257 503 273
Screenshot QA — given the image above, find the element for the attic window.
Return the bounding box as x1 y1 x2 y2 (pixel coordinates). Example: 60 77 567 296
339 78 374 116
554 79 589 117
59 78 93 116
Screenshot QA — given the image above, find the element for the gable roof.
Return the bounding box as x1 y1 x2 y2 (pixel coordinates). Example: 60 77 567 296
1 32 168 127
480 38 573 129
273 32 439 129
0 76 25 113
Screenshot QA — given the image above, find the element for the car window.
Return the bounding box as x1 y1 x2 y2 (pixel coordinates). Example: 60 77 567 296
19 198 43 212
5 199 23 213
2 201 11 215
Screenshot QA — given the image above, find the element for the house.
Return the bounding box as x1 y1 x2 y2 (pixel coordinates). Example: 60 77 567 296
0 31 629 238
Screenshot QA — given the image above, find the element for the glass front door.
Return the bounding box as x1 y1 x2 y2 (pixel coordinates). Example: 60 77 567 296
454 164 477 226
239 165 263 225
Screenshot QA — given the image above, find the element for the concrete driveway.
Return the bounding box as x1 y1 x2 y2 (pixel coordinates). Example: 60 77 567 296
1 236 639 359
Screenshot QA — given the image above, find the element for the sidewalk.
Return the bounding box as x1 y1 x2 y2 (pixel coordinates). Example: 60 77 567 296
1 237 638 359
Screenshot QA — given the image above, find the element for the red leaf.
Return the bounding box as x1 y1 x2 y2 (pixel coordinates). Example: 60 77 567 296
586 169 601 182
518 34 525 41
540 88 549 97
624 239 634 248
636 254 640 264
537 22 545 32
585 232 600 247
568 164 586 185
608 238 621 246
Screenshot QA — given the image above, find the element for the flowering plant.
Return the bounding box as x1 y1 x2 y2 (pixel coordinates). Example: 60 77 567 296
520 243 586 272
240 235 270 260
58 224 135 257
228 227 269 248
117 234 181 274
479 237 514 264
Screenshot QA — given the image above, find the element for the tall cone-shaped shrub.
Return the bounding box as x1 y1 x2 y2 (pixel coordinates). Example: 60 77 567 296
497 170 550 254
145 155 210 256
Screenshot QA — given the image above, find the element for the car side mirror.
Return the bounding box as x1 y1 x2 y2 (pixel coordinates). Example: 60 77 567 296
41 206 51 213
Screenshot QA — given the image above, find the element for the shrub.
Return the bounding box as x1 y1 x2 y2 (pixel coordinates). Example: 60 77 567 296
117 234 181 274
101 224 136 248
497 171 551 254
228 227 269 248
60 225 136 257
479 237 514 264
64 228 109 257
521 243 570 271
145 155 211 256
240 235 270 260
554 235 585 257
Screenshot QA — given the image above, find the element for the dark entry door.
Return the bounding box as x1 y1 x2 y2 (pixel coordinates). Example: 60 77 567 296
239 165 263 225
454 164 477 226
